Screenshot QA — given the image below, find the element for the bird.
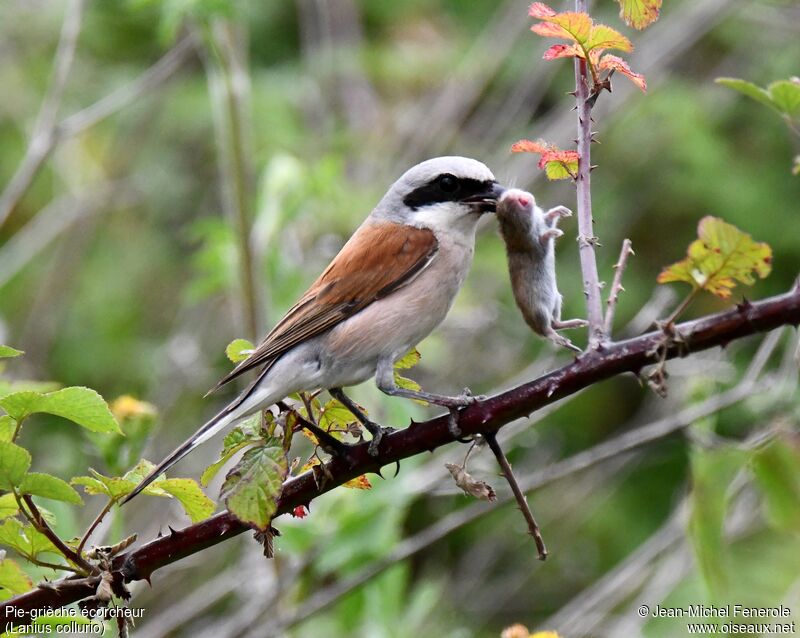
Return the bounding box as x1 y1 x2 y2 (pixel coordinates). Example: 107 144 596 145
122 156 506 504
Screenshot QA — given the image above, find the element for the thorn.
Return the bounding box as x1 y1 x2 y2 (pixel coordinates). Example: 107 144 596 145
374 467 385 479
393 461 401 478
567 90 577 97
168 526 178 537
737 298 752 311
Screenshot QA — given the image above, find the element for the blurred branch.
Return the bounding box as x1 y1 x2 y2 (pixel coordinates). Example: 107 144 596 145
0 180 140 288
201 22 260 339
3 285 800 627
0 0 84 228
0 34 195 230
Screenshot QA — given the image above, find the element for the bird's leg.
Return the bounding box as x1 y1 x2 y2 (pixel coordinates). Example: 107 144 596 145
552 318 589 330
375 360 482 438
329 388 395 457
277 401 351 458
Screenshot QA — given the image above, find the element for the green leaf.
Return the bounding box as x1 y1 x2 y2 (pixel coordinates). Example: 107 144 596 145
716 78 777 112
688 444 747 597
318 399 358 433
394 372 427 405
221 445 288 531
617 0 661 29
226 338 255 363
768 79 800 119
0 416 16 442
0 442 31 489
394 348 421 370
157 479 215 523
657 216 772 299
0 555 32 600
19 473 83 505
0 494 18 520
750 437 800 532
72 471 138 501
0 346 23 360
0 519 60 558
0 387 121 434
201 418 265 486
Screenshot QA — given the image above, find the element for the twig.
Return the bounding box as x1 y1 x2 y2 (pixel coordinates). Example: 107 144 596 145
603 239 634 337
484 433 547 560
573 0 605 348
0 0 84 228
18 495 94 575
0 34 194 231
3 286 800 627
77 500 115 555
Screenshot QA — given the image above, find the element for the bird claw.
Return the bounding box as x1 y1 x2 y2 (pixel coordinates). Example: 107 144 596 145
367 424 396 457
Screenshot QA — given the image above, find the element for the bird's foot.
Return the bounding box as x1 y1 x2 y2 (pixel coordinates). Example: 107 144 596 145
365 422 397 457
446 388 485 438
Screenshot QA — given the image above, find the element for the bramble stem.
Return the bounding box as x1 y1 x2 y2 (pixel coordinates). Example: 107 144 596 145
604 239 634 336
484 433 547 560
573 0 605 348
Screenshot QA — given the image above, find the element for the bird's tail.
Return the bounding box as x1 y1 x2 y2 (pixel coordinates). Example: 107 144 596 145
119 405 237 505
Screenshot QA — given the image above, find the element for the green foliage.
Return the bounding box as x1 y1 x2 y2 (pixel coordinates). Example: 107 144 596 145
717 77 800 121
220 445 288 531
0 555 32 600
750 436 800 532
0 519 60 560
18 473 82 505
200 414 264 487
225 338 255 363
688 443 747 596
657 216 772 299
616 0 662 30
0 442 30 489
0 346 23 359
0 387 121 434
0 494 18 519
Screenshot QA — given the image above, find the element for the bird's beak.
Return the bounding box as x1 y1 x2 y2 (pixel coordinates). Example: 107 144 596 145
463 182 506 213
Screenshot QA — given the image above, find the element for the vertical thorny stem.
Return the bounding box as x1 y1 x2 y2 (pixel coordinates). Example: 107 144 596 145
574 0 605 348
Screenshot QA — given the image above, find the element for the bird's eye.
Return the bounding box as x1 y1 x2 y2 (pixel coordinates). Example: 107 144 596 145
438 174 459 193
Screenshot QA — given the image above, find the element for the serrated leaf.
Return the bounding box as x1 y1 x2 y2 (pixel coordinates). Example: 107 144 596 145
0 387 121 434
0 442 31 489
0 494 18 519
157 479 215 523
72 471 137 501
657 216 772 299
543 43 582 60
226 338 256 363
394 348 421 370
0 555 32 599
0 346 23 359
688 444 747 596
511 139 579 181
0 416 16 442
318 399 358 434
19 473 83 505
221 445 288 531
529 3 631 53
0 519 60 558
750 437 800 532
343 474 372 490
201 419 264 487
597 54 647 92
617 0 662 29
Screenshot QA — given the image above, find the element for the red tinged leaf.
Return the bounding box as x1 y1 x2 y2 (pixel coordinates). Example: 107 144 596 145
597 54 647 91
529 2 632 55
543 44 582 60
343 474 372 490
617 0 662 30
528 2 556 19
511 139 579 181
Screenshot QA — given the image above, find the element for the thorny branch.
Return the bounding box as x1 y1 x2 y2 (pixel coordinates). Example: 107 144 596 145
604 238 635 336
2 284 800 627
573 0 605 348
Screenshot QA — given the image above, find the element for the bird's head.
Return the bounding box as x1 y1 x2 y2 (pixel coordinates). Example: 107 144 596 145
374 156 506 234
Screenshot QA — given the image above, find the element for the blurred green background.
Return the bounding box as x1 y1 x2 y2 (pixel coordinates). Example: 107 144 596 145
1 0 799 636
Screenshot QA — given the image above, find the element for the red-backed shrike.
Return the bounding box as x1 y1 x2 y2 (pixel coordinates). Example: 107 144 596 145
123 156 505 503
